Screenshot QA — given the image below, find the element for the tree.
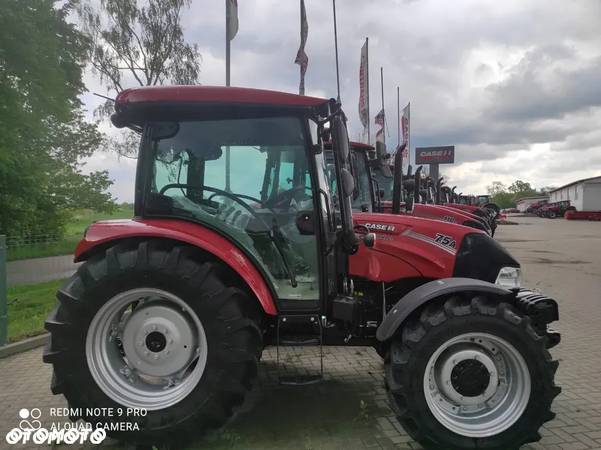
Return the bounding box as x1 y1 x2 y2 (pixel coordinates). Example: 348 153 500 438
487 181 507 197
487 179 541 209
0 0 114 238
76 0 202 156
508 180 537 196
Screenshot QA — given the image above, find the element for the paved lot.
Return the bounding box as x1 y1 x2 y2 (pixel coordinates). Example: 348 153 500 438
1 215 600 449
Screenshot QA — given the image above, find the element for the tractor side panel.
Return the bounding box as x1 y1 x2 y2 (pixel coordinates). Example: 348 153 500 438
75 218 277 315
442 203 480 215
351 213 471 281
413 204 480 224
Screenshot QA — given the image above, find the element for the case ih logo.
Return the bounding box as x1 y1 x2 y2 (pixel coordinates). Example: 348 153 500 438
364 223 396 232
415 146 455 164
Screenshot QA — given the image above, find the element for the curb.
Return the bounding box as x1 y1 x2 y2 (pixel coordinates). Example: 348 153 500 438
0 333 49 359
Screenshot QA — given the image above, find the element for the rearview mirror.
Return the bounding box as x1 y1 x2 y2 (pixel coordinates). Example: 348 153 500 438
340 168 355 198
332 115 350 160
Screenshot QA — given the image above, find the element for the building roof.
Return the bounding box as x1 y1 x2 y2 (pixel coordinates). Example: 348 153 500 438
115 85 329 109
549 175 601 194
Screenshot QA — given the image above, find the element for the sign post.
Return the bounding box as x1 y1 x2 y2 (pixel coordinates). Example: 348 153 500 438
415 146 455 186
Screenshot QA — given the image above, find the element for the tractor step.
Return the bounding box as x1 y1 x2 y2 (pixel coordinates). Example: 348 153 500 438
276 314 323 385
279 336 321 346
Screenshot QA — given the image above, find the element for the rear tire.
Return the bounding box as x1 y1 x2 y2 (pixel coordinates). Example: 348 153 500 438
385 295 560 450
43 239 263 446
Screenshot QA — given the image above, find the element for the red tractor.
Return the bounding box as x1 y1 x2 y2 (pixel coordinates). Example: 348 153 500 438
361 144 494 234
538 201 573 218
44 86 560 450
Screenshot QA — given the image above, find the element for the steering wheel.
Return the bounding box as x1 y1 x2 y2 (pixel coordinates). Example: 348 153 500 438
159 183 273 231
207 191 263 206
265 185 312 209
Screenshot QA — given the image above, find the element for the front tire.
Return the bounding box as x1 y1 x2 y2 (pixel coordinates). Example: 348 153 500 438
385 295 560 450
43 239 263 446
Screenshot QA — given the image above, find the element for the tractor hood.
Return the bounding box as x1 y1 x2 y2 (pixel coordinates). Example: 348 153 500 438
412 204 491 233
350 213 477 281
350 212 518 283
378 201 490 233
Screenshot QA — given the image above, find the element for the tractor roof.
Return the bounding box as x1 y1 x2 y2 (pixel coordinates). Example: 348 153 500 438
112 86 331 130
115 85 329 109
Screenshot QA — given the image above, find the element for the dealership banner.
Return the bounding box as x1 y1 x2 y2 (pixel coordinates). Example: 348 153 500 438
415 146 455 164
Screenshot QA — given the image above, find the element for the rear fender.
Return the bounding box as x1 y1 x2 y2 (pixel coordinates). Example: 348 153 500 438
75 218 277 315
376 277 511 341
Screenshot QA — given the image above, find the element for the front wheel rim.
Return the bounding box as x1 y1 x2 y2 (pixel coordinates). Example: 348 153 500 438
423 332 531 438
86 288 208 411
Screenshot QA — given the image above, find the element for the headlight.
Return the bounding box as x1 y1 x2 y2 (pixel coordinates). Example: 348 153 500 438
495 266 521 289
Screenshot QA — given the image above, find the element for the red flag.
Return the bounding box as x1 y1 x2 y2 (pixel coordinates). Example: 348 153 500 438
358 39 369 130
294 0 309 94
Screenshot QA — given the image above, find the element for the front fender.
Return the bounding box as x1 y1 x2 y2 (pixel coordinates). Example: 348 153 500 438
75 218 278 316
376 277 511 341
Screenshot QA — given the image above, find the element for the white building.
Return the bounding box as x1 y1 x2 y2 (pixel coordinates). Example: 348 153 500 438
548 175 601 211
515 196 548 212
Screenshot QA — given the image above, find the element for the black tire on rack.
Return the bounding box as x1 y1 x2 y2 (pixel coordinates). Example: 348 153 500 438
43 239 263 447
385 294 560 450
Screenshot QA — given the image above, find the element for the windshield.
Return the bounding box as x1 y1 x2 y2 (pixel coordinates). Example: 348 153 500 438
146 116 319 301
372 165 393 202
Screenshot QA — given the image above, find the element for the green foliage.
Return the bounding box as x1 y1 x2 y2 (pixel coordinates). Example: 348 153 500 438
75 0 201 156
0 0 114 239
77 0 200 91
487 179 543 209
8 205 133 261
508 180 537 196
7 279 65 342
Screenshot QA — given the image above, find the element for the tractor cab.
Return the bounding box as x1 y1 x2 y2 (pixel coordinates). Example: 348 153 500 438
110 86 365 314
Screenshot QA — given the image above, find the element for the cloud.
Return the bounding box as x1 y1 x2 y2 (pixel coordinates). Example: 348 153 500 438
78 0 601 199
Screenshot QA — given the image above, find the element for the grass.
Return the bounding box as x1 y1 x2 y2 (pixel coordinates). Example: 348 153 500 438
7 204 134 261
7 279 64 343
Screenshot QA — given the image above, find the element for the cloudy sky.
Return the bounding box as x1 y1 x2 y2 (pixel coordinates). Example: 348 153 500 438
80 0 601 202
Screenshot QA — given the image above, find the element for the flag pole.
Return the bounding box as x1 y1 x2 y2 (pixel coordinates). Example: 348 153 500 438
225 0 231 87
380 67 385 144
408 101 411 166
225 0 231 191
366 38 370 145
332 0 341 102
397 86 400 147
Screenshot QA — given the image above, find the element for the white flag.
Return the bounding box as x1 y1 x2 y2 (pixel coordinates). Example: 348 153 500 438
358 39 369 131
294 0 309 94
401 102 410 165
227 0 239 41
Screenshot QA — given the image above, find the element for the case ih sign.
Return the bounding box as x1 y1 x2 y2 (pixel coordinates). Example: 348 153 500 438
415 146 455 164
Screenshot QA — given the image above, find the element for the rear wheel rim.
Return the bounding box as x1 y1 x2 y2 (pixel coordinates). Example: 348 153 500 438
423 332 530 438
86 288 208 411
